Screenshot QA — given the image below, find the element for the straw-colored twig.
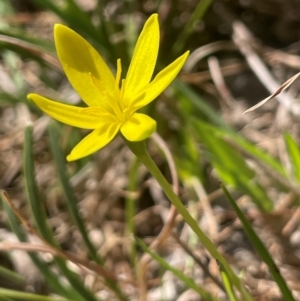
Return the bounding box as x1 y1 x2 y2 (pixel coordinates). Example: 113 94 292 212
244 72 300 114
0 34 61 70
232 21 300 115
208 56 235 107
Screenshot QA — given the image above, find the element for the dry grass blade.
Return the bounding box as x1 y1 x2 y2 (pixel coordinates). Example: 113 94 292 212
208 56 235 108
0 241 125 284
232 21 300 116
184 41 236 72
189 177 218 240
0 34 61 70
244 72 300 114
0 190 134 285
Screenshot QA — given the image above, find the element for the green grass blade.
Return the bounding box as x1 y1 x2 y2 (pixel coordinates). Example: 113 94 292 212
23 126 57 244
48 123 102 263
23 126 99 301
284 133 300 183
30 0 96 36
0 28 55 52
224 131 286 177
0 92 29 106
221 183 296 301
1 191 80 300
173 0 214 54
135 237 220 301
0 265 25 287
218 262 239 301
175 81 229 127
0 287 76 301
47 123 128 301
29 0 113 60
192 120 273 211
175 82 285 178
0 296 13 301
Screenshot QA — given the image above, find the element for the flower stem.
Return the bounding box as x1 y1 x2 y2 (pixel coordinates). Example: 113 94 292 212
126 140 254 301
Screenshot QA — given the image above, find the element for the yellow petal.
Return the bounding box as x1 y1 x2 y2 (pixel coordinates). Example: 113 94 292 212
120 113 156 141
54 24 116 107
67 123 120 161
28 93 112 129
124 14 160 101
130 51 190 111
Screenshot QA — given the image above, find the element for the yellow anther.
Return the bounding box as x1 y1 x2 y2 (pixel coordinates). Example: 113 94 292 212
89 72 123 120
115 59 122 91
81 107 111 116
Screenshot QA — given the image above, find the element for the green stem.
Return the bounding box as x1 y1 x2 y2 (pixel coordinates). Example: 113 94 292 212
126 140 254 301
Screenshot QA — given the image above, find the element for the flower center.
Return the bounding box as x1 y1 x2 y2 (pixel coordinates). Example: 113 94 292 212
89 72 129 123
89 59 136 124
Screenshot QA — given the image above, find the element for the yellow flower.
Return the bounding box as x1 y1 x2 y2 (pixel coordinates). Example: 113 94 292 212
28 14 189 161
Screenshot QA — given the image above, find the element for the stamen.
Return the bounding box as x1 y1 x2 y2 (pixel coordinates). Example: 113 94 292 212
115 59 122 91
124 91 146 115
105 93 125 121
90 72 125 122
81 108 118 123
82 107 112 117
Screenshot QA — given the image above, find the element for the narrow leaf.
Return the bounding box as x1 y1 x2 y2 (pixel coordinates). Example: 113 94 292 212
23 126 98 301
221 183 295 301
135 237 220 301
284 133 300 183
48 122 128 301
1 191 78 299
